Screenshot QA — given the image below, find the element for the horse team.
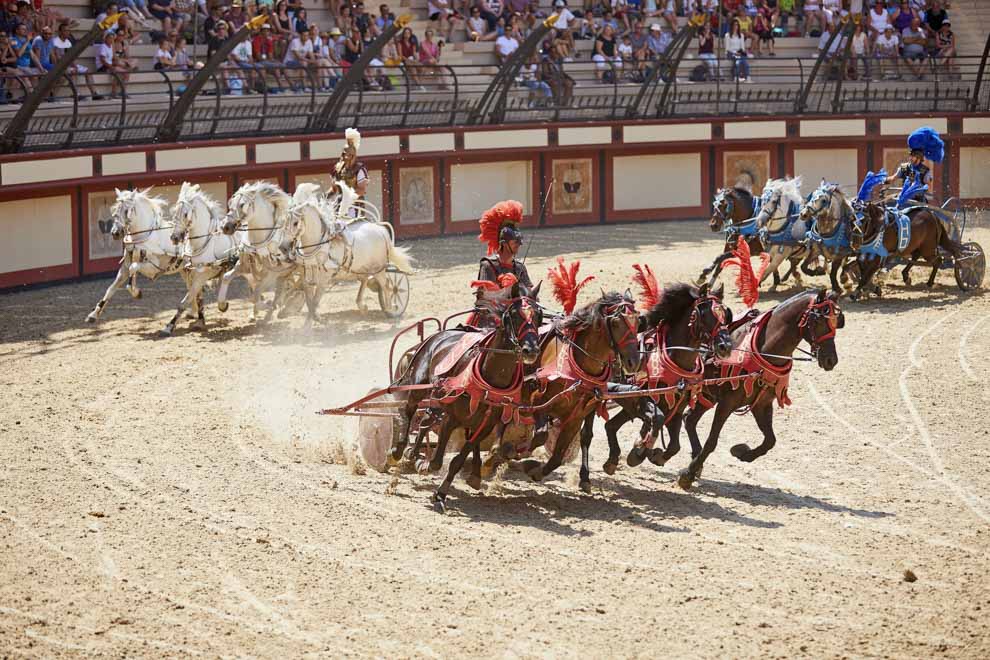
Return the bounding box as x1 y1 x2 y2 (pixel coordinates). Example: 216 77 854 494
85 179 411 335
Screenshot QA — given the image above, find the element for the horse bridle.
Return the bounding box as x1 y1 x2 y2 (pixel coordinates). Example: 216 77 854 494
500 296 541 357
229 192 283 246
798 298 842 358
712 189 733 224
113 200 172 244
688 295 729 349
603 299 640 360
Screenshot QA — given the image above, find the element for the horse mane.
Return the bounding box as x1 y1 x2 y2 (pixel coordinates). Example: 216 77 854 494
732 187 754 209
643 282 699 328
115 188 168 216
293 182 323 203
234 181 291 218
559 291 631 332
762 176 804 209
177 182 222 217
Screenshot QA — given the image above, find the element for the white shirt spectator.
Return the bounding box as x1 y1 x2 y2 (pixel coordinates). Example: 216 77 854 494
618 41 632 58
53 35 73 52
725 33 746 54
495 33 519 58
284 36 313 64
851 31 868 55
875 31 898 55
428 0 451 16
468 16 486 34
868 6 891 33
553 7 575 31
96 42 114 68
232 40 252 63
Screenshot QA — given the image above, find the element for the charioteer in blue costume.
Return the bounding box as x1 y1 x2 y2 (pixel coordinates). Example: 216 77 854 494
885 126 944 204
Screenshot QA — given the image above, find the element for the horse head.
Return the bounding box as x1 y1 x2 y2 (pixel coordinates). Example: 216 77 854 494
757 177 803 230
800 180 846 233
110 187 164 241
644 282 732 360
798 289 844 371
710 188 731 232
479 280 544 365
561 290 642 376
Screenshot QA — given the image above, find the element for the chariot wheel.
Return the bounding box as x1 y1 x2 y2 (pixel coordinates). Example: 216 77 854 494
357 389 397 473
954 242 986 291
378 267 410 318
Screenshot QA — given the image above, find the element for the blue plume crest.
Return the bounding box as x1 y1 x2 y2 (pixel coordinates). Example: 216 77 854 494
857 170 887 202
898 180 927 207
907 126 945 164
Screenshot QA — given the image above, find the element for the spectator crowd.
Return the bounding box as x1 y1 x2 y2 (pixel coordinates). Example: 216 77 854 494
0 0 963 103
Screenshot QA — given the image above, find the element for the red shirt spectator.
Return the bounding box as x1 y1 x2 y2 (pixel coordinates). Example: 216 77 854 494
253 30 276 61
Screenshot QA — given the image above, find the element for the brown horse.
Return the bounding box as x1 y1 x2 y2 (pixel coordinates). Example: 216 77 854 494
579 283 734 491
513 291 643 486
386 282 543 512
700 188 801 288
678 289 845 490
851 202 963 300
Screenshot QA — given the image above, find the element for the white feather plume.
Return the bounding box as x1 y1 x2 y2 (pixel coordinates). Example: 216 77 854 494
345 127 361 151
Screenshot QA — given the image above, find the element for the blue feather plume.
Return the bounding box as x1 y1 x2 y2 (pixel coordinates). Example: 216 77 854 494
907 126 945 164
857 170 887 202
898 180 927 207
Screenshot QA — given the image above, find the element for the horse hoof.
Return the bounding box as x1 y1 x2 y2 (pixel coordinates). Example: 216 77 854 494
579 480 592 494
465 474 482 491
431 493 446 514
602 461 617 476
415 459 431 475
218 301 229 313
729 444 750 461
158 327 174 338
626 446 648 468
190 320 206 331
677 470 694 491
85 313 98 324
647 449 668 467
133 290 142 300
526 467 544 482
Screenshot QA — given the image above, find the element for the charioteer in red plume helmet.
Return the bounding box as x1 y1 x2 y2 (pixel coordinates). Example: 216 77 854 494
332 128 369 198
475 200 536 297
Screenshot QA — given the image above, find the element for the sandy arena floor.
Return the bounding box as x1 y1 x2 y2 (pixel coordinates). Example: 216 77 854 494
1 221 988 658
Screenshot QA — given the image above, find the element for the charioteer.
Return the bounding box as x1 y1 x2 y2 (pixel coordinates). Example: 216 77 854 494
331 128 369 199
475 200 535 294
885 126 944 204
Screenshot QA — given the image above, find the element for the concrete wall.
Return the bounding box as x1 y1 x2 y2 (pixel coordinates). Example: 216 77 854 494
0 113 987 288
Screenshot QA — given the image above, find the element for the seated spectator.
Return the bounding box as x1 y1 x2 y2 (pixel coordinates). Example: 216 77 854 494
204 4 224 39
292 6 308 33
891 1 916 34
934 20 955 78
114 29 139 72
520 50 551 107
900 15 927 79
734 7 753 48
627 20 649 75
550 27 575 61
272 0 293 38
803 0 823 37
352 2 371 35
253 23 290 91
227 0 248 30
382 34 400 64
816 19 842 59
227 28 259 92
874 24 900 79
618 33 634 77
428 0 459 42
398 26 422 87
149 0 186 35
467 5 493 40
0 3 17 35
10 22 38 92
95 30 129 98
173 35 195 73
776 0 796 34
725 18 750 81
647 22 671 58
418 28 445 88
592 24 621 82
283 27 313 90
34 0 76 29
153 35 175 69
696 20 717 79
658 1 677 30
752 4 773 55
0 32 23 102
376 4 396 31
552 0 577 34
495 25 518 65
820 0 842 23
924 1 948 37
866 0 889 42
207 19 228 58
52 22 103 99
30 25 55 74
118 0 155 25
613 0 632 33
849 20 870 80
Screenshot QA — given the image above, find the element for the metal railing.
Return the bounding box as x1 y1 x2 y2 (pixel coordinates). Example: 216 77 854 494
1 49 988 153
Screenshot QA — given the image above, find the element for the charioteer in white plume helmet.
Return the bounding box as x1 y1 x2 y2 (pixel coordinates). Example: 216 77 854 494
332 128 369 198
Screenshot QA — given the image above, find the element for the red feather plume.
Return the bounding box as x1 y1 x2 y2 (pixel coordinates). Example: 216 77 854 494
631 264 662 311
547 257 595 315
477 200 524 254
470 273 518 293
721 236 771 308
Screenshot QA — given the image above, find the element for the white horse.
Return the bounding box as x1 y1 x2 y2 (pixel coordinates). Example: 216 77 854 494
85 188 185 324
278 181 413 326
163 182 238 336
753 177 808 290
217 181 302 323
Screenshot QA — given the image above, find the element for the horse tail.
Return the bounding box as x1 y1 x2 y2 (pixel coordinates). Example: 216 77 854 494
934 216 964 258
387 242 414 274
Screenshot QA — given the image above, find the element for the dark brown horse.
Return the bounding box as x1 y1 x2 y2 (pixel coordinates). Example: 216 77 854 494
700 187 799 288
851 202 963 300
678 289 845 490
578 283 734 492
386 282 543 512
513 291 643 486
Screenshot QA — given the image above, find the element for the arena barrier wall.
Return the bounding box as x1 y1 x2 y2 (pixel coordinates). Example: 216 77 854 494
0 114 988 289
